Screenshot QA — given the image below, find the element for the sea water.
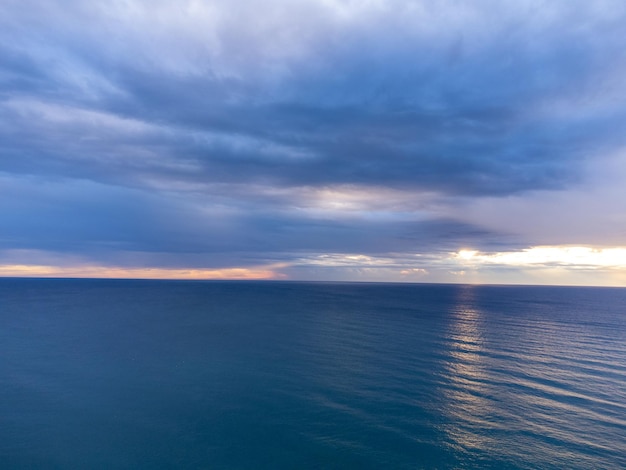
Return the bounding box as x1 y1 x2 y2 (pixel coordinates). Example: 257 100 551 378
1 279 625 469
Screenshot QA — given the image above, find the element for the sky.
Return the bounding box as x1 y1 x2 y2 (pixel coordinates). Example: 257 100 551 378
1 0 626 286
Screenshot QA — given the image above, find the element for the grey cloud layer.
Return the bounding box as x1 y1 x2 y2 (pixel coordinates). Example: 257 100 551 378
1 0 625 269
0 175 502 268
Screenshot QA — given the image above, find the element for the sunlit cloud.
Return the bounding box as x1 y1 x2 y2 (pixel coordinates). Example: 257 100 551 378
4 246 624 285
400 268 428 276
297 246 626 273
283 246 626 285
295 253 409 268
453 246 626 269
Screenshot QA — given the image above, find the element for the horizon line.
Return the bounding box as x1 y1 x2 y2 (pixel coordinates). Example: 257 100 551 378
1 275 623 289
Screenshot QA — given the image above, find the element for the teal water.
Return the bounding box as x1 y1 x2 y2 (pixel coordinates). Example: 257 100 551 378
1 279 625 469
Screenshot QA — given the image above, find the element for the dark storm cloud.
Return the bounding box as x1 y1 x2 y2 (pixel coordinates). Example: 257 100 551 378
1 0 626 272
3 0 626 195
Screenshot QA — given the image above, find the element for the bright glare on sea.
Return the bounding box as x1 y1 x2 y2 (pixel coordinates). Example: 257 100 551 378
1 279 625 469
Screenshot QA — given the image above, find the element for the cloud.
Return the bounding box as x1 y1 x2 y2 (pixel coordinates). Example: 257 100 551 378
1 1 626 283
0 173 500 267
3 0 626 195
454 246 626 269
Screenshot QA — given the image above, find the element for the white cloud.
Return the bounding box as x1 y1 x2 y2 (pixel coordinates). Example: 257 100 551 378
453 246 626 269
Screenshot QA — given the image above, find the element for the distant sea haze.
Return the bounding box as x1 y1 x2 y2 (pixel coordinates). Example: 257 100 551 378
2 279 625 469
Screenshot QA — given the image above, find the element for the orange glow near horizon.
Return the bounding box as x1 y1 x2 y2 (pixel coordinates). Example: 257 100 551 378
0 264 287 280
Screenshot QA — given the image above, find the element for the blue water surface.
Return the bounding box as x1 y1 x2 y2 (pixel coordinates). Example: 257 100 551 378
1 279 625 469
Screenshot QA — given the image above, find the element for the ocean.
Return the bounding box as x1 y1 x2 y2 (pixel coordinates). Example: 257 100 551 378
1 279 625 469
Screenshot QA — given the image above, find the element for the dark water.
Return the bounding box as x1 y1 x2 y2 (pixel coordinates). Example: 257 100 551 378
1 279 626 469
